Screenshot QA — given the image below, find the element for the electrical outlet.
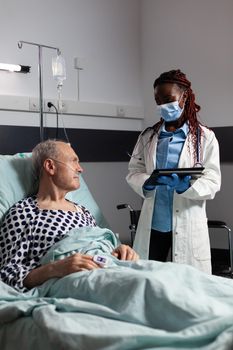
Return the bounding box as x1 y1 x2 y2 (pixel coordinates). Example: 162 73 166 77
29 98 39 111
74 57 86 70
58 100 67 113
116 106 125 117
44 99 67 113
44 101 53 113
44 100 56 113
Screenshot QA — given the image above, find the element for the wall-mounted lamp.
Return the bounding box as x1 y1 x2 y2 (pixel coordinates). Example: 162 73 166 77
0 63 30 73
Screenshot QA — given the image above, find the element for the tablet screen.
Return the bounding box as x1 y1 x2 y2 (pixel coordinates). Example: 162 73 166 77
153 167 204 176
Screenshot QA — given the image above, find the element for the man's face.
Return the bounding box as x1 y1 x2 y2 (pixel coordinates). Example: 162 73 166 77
52 142 83 192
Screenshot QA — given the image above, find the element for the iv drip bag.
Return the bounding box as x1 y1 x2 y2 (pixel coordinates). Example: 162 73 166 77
52 54 66 86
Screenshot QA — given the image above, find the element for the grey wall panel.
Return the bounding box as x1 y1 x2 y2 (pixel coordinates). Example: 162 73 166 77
1 125 232 162
212 127 233 162
0 125 140 162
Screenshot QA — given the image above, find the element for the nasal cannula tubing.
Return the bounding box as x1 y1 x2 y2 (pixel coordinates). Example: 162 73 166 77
50 158 81 175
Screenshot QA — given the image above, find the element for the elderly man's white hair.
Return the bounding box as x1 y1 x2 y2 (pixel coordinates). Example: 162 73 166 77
32 139 70 178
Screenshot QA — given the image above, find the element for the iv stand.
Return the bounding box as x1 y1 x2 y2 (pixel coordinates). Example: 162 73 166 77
18 41 61 141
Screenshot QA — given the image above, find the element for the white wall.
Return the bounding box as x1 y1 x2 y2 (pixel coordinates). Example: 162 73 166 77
140 0 233 248
0 0 143 240
0 0 143 131
0 0 142 105
140 0 233 128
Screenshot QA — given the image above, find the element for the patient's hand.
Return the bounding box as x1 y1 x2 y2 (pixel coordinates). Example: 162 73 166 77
24 253 100 289
111 245 139 261
53 253 101 276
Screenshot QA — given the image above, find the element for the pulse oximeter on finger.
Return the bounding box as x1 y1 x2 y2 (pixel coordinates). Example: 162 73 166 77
93 255 109 267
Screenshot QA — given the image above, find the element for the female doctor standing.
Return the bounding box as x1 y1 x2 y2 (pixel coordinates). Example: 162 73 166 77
126 69 221 274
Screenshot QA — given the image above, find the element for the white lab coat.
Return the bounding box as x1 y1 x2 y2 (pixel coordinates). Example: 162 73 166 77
126 124 221 274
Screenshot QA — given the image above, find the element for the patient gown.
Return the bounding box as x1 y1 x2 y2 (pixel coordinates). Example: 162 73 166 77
0 195 96 291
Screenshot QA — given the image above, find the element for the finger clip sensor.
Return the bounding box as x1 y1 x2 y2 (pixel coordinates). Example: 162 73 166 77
93 255 109 267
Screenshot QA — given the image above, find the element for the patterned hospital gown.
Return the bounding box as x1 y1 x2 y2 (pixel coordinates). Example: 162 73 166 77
0 196 97 292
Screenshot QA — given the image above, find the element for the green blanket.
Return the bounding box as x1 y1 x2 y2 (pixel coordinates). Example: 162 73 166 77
40 226 120 265
0 226 233 350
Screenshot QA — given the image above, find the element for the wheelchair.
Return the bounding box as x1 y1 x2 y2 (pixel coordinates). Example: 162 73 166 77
117 203 233 277
116 204 141 247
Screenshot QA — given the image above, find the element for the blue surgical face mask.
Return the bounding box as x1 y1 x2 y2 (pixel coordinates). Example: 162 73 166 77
157 97 184 122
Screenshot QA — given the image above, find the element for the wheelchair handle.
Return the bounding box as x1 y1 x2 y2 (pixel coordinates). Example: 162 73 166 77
116 203 134 211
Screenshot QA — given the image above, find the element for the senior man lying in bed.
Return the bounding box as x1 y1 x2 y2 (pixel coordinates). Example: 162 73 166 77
0 140 138 292
1 140 233 349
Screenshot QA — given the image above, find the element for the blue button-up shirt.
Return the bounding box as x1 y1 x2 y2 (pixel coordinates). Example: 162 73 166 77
152 122 189 232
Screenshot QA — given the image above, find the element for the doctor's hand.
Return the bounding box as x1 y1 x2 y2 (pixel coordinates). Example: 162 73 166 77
111 245 139 261
157 173 191 193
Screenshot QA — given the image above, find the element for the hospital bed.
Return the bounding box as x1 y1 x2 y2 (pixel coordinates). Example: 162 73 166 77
1 152 233 350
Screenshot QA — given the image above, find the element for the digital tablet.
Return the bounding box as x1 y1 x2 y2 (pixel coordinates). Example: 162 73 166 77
152 167 205 176
144 167 205 187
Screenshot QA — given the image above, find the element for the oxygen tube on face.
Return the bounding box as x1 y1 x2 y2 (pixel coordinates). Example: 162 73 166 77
50 158 82 177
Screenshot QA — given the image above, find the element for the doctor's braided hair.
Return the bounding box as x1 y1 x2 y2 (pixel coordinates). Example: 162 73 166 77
152 69 202 163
